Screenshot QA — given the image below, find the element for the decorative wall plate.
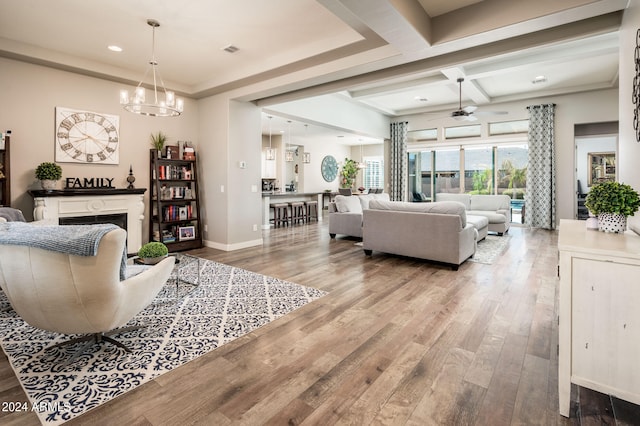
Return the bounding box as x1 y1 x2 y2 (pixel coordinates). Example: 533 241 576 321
55 107 120 164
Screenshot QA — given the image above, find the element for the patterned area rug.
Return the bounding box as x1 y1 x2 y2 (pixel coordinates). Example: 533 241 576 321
0 258 326 425
469 234 511 264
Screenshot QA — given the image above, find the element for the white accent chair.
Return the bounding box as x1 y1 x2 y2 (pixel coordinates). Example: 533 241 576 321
0 227 174 365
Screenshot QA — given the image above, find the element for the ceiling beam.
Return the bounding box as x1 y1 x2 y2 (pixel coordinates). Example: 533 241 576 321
320 0 433 53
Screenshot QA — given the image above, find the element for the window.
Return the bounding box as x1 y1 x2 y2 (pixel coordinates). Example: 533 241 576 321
464 146 493 194
408 143 528 223
434 149 460 194
363 156 384 189
408 151 433 201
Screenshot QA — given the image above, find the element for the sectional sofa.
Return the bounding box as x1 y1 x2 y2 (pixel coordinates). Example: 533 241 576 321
328 193 390 238
435 193 512 235
362 200 478 270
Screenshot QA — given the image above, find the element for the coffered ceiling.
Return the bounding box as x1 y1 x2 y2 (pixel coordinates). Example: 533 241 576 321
0 0 628 145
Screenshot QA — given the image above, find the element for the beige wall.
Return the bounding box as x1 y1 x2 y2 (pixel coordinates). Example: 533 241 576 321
0 57 198 242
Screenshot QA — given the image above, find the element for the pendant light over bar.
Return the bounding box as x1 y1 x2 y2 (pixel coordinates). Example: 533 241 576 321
266 116 275 160
120 19 184 117
285 120 294 162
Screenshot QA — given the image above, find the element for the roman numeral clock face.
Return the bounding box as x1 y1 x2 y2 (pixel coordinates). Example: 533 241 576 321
55 107 120 164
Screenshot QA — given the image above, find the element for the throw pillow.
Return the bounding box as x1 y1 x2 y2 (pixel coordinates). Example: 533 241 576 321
335 195 363 214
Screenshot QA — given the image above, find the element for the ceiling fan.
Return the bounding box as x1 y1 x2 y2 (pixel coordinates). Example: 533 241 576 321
445 77 507 122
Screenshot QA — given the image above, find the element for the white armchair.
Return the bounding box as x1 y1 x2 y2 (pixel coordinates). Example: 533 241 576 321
0 227 174 364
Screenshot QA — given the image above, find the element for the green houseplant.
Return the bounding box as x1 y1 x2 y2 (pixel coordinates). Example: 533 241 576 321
137 241 169 264
150 131 167 153
585 181 640 233
340 158 359 189
35 162 62 190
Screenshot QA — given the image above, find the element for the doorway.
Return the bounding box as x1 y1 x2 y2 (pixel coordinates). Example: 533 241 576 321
574 121 618 220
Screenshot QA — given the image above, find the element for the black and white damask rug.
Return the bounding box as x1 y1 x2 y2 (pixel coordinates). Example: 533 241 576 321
0 258 326 425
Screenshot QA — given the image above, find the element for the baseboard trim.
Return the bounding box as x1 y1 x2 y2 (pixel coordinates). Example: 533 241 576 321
203 238 263 252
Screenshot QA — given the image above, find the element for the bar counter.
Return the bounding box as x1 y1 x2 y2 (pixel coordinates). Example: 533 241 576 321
261 191 334 229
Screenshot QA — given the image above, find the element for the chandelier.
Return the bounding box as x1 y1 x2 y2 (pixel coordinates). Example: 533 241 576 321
120 19 184 117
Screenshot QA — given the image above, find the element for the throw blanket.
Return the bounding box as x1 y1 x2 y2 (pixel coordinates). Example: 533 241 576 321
0 222 126 280
0 208 26 222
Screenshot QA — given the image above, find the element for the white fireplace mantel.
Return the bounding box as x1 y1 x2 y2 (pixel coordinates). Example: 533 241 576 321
29 189 146 252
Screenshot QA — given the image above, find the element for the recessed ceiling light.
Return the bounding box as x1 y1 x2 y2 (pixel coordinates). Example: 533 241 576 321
108 45 123 52
532 75 547 84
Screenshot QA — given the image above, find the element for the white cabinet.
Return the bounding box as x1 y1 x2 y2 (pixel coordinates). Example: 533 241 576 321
558 220 640 416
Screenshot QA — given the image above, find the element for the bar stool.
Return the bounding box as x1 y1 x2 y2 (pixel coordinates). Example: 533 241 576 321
270 203 289 228
289 201 306 225
304 200 318 223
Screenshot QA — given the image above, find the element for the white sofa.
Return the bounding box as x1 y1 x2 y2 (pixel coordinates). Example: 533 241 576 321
435 193 511 235
363 200 478 270
328 193 390 238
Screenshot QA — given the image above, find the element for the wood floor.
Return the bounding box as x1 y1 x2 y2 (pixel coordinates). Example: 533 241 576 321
1 215 640 425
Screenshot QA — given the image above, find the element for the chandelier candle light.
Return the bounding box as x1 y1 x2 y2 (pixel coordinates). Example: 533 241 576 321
120 19 184 117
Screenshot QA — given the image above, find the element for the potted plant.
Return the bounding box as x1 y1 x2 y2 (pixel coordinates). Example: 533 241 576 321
340 158 359 189
137 241 169 264
584 181 640 233
35 162 62 190
150 131 167 157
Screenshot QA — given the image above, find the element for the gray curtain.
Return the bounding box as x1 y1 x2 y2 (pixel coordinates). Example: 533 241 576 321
526 104 556 230
390 122 408 201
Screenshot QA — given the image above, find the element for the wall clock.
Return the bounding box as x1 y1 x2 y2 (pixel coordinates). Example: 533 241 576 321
55 107 120 164
321 155 338 182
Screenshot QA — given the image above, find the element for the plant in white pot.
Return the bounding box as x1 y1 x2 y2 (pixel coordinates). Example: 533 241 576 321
137 241 169 264
584 181 640 233
35 162 62 190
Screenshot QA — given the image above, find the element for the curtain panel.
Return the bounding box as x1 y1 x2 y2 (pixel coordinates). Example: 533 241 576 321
526 103 556 230
390 122 408 201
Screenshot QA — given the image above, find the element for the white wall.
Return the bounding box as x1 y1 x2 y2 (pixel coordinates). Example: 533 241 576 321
267 93 390 140
0 57 198 237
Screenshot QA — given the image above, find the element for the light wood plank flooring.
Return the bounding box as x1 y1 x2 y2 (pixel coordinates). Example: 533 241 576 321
1 215 639 425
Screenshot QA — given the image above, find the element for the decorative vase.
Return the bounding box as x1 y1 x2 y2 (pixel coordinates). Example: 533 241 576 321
597 213 627 233
40 179 57 190
142 254 168 265
585 215 599 230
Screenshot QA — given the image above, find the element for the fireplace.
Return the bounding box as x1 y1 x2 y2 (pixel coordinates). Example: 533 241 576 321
29 188 146 253
59 213 128 230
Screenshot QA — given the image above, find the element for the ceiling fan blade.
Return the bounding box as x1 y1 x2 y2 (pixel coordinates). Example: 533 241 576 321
462 105 477 114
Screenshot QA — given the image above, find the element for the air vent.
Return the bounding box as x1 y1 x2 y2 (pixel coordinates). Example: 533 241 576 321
222 45 239 53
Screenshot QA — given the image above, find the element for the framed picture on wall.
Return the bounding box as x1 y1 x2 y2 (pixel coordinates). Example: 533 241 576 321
588 151 616 186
